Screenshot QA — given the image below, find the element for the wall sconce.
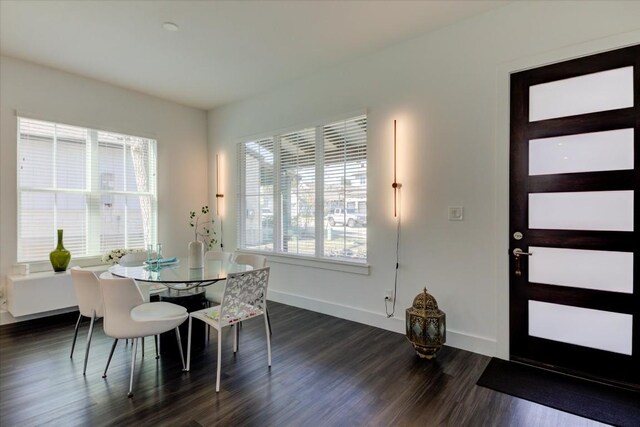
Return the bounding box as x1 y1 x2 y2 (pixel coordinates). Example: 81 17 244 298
392 120 402 217
215 154 224 249
215 154 224 215
386 120 402 318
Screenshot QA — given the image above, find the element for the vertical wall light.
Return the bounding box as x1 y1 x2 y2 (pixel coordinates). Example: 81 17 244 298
392 120 402 217
215 154 224 249
386 120 402 318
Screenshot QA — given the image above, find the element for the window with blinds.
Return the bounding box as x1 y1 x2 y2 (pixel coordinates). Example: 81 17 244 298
280 127 316 256
323 116 367 260
238 137 274 251
17 117 157 262
238 114 366 262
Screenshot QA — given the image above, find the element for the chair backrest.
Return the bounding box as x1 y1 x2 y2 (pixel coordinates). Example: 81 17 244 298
233 253 267 269
119 251 154 267
99 276 145 338
101 268 151 302
205 250 232 263
70 267 104 318
220 267 270 321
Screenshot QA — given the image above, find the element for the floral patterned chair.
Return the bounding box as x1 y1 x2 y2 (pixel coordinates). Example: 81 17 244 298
185 267 271 392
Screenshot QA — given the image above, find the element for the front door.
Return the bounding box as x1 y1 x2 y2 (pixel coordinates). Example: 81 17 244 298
509 44 639 388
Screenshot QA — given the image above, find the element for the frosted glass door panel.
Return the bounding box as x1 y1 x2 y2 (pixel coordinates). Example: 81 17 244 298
529 301 632 355
529 66 633 121
529 129 634 175
529 191 633 231
529 246 633 293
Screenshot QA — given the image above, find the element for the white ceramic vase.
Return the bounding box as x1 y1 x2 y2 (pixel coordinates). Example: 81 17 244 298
188 240 204 269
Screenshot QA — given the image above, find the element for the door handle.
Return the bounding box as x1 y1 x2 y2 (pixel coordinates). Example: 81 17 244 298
513 248 532 276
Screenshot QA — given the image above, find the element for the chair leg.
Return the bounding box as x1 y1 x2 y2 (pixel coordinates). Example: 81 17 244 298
102 339 118 378
128 338 138 398
216 328 222 393
154 335 159 360
175 327 186 371
83 311 96 375
206 302 211 342
236 322 240 352
142 337 145 358
265 313 271 367
185 317 192 371
233 323 238 354
70 313 82 358
266 307 273 336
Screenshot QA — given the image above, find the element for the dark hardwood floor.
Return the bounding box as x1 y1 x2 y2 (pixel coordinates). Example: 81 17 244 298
0 302 602 426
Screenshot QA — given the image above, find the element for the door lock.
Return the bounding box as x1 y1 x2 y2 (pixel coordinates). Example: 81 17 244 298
513 248 532 276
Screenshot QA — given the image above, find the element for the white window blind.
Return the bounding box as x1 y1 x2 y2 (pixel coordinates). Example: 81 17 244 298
323 116 367 260
279 127 316 256
238 114 367 262
238 137 274 251
17 117 157 262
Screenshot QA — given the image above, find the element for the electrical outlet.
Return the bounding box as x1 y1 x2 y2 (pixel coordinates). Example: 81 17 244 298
385 289 394 302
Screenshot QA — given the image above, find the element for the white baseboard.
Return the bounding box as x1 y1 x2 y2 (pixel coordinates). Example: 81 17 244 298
268 289 496 357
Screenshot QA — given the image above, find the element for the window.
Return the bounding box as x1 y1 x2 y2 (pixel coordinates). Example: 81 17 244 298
17 117 157 262
238 114 367 262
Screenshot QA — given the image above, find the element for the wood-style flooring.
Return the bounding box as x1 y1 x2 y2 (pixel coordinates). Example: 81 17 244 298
0 302 603 426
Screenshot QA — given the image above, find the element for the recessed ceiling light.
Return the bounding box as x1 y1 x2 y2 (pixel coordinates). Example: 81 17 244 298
163 22 179 32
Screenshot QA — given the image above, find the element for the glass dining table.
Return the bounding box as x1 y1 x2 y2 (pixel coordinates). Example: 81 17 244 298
108 258 252 292
107 258 252 356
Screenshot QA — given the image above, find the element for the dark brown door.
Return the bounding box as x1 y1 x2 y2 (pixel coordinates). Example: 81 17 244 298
510 44 639 388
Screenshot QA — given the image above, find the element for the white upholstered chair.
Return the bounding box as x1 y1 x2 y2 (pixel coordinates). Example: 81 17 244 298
233 253 267 270
118 251 153 267
70 267 106 375
116 252 165 355
185 267 271 392
99 276 188 398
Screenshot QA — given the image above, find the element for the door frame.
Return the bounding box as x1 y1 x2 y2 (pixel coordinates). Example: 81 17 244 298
494 32 640 360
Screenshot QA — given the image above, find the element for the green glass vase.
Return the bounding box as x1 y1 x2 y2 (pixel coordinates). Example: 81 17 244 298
50 229 71 272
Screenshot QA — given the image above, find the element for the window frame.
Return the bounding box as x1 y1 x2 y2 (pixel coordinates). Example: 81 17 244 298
237 112 368 266
16 116 158 264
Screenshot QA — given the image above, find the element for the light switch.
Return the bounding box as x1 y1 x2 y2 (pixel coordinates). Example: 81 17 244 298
448 206 464 221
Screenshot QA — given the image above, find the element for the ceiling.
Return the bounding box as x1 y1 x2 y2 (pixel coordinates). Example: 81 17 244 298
0 1 508 110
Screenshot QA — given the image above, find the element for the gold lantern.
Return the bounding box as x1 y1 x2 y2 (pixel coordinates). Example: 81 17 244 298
406 287 446 359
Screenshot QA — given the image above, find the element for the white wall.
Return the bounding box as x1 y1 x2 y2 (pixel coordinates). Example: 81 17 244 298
207 1 640 356
0 56 208 297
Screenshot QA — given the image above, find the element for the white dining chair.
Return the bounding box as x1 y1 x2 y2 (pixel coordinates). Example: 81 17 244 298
99 276 188 398
185 267 271 392
115 253 164 356
233 253 267 269
204 250 233 307
100 270 156 361
119 251 154 267
70 267 107 375
233 253 271 335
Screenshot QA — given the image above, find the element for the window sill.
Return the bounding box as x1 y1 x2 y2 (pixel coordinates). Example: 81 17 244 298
235 250 370 275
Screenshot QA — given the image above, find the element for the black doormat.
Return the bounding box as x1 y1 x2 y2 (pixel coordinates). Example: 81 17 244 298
477 358 640 427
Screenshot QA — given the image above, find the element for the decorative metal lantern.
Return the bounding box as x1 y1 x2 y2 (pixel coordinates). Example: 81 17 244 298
406 287 446 359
